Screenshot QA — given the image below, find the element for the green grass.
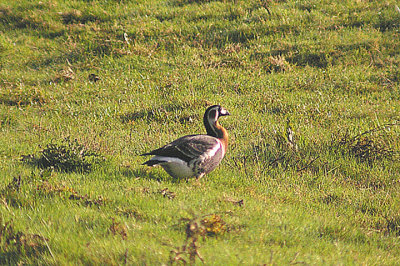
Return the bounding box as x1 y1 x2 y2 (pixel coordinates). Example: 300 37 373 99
1 0 400 264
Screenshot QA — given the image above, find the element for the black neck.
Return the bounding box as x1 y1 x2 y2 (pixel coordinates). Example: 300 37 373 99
204 119 215 137
204 116 222 138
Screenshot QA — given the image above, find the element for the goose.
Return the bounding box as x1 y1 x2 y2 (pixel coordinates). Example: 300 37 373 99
141 105 230 179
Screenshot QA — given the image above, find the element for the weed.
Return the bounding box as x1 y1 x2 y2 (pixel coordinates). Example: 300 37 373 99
267 55 292 72
385 215 400 236
0 218 49 263
85 35 127 57
0 176 21 206
172 0 217 6
109 218 128 240
336 123 399 164
321 193 342 205
201 214 227 236
159 188 176 199
169 213 228 264
115 206 144 220
230 120 323 176
252 53 292 73
22 137 104 172
222 197 244 207
289 52 330 68
1 176 22 193
0 175 32 208
317 224 347 242
88 73 100 82
53 66 75 83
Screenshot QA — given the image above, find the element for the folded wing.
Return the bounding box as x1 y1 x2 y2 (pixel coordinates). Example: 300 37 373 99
141 135 219 165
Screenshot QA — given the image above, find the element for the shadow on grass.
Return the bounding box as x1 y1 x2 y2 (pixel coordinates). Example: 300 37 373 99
120 100 208 124
0 86 47 107
0 246 48 264
120 103 187 124
0 251 23 265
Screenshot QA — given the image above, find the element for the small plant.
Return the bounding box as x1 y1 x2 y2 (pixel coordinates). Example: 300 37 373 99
169 213 228 264
22 137 104 172
201 214 227 237
266 55 292 73
159 188 176 199
1 176 22 193
115 206 144 220
385 215 400 236
336 123 399 164
0 176 21 203
53 66 75 83
109 218 128 240
231 119 321 175
0 218 49 262
222 197 244 207
0 176 31 208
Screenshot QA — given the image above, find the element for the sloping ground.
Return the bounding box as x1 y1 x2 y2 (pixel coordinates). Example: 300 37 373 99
0 0 399 264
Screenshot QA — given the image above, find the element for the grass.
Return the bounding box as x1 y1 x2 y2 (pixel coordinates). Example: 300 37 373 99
1 0 400 264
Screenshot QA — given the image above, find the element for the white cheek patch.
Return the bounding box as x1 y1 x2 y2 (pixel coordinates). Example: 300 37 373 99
220 108 228 115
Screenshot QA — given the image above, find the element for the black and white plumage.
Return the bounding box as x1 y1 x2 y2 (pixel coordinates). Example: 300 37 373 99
141 105 230 179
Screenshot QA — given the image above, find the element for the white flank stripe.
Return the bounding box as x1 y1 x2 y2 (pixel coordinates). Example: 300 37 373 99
204 140 222 158
151 156 187 164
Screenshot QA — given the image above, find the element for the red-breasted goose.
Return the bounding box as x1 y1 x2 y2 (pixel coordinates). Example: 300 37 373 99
141 105 230 179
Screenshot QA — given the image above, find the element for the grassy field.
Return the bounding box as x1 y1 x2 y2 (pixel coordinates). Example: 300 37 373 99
1 0 400 264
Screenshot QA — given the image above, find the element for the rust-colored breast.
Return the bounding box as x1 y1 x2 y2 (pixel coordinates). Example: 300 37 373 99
215 121 228 155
